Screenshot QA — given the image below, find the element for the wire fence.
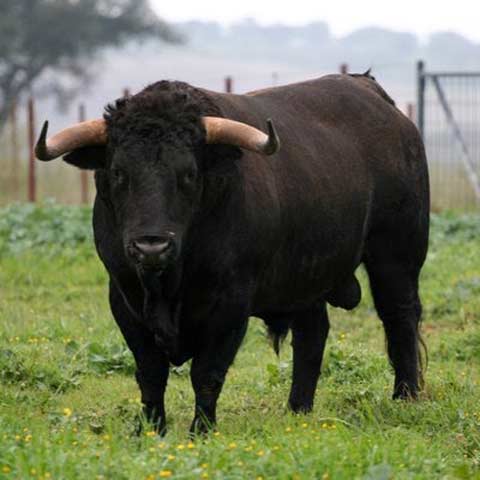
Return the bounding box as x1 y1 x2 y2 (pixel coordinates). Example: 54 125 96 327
0 77 240 206
0 99 96 205
418 62 480 211
1 62 479 210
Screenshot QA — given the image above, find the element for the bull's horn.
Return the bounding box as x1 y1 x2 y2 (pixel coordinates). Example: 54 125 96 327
35 119 107 161
203 117 280 155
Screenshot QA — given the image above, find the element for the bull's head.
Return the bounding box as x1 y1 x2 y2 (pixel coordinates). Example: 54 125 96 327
35 95 279 278
35 90 279 358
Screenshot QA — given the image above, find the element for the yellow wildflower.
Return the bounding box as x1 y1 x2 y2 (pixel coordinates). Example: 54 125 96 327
228 442 237 450
2 466 11 473
25 434 32 442
285 427 292 433
63 408 72 417
257 450 265 457
145 431 156 437
167 454 176 461
201 474 209 479
302 423 308 428
187 442 195 449
159 470 172 478
201 463 208 469
177 444 185 450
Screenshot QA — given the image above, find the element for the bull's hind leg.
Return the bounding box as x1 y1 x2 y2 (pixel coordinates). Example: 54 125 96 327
364 242 424 399
288 303 330 412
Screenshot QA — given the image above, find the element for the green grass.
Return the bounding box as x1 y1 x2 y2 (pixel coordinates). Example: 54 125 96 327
1 205 480 479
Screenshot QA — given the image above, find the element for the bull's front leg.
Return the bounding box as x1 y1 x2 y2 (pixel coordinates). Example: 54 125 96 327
109 281 169 434
189 318 249 435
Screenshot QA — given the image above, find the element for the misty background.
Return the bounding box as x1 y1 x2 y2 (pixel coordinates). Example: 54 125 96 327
38 19 480 127
2 2 479 209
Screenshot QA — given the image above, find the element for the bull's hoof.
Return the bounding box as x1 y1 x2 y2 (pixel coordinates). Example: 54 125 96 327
189 416 215 438
133 416 167 437
134 404 167 436
392 382 419 400
288 399 314 414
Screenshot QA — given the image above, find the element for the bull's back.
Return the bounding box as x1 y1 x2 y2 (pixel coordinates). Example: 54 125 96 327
200 75 428 309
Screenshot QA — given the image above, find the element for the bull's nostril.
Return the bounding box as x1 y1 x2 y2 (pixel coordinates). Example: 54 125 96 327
128 236 173 268
134 240 170 255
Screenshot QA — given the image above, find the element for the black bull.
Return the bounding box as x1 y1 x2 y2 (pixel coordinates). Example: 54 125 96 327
37 73 429 434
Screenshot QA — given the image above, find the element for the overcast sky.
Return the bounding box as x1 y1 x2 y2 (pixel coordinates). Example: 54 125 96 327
152 0 480 42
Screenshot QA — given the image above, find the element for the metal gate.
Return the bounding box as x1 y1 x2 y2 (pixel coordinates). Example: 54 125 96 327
417 61 480 210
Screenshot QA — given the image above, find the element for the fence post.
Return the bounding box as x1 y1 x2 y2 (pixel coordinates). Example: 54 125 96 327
416 60 426 139
78 103 89 204
272 72 279 86
10 100 19 195
340 63 349 74
225 76 233 93
27 96 36 202
406 102 415 122
123 88 130 98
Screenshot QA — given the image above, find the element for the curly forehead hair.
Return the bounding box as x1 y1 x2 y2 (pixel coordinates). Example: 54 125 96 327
104 81 217 148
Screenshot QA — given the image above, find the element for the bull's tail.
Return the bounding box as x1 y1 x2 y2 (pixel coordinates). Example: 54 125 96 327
263 318 290 355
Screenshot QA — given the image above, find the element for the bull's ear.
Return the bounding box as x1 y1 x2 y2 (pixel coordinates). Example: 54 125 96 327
63 146 106 170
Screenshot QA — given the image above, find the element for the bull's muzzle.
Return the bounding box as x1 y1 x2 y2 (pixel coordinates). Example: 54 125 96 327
127 235 175 271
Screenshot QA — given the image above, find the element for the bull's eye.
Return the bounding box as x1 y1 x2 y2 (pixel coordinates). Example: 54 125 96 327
181 170 196 189
111 167 126 185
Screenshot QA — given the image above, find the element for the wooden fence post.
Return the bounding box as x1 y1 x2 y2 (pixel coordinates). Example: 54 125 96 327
225 76 233 93
406 102 415 122
78 103 89 204
27 96 36 202
10 100 19 196
272 72 279 86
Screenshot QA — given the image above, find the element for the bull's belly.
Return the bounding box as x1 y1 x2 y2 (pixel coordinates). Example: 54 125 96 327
251 252 362 313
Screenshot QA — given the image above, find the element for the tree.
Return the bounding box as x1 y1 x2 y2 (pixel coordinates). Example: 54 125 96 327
0 0 179 131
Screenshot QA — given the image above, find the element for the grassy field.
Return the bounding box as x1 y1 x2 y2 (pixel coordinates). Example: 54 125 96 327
0 204 480 479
